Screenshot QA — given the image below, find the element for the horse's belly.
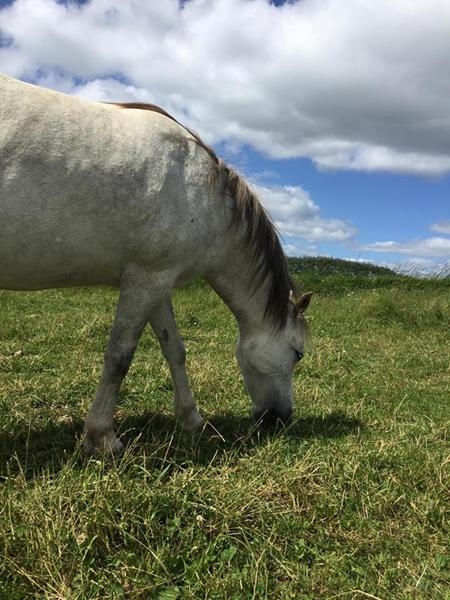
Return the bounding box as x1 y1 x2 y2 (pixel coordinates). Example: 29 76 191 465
0 200 204 291
0 242 122 290
0 204 124 290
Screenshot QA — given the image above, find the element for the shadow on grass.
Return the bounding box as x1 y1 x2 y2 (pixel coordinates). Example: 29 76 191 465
0 410 363 480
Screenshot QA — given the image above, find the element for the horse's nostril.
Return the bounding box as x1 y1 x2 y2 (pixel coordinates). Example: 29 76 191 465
254 407 292 428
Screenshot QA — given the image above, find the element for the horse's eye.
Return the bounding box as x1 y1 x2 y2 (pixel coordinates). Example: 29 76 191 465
295 350 304 362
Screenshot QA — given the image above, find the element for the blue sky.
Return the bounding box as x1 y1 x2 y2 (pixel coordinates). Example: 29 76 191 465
232 145 450 264
1 0 449 272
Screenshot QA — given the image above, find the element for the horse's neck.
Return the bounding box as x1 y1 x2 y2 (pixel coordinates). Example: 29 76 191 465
206 242 269 335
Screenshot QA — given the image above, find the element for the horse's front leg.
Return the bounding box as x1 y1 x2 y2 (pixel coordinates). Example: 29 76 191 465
149 298 204 431
84 282 151 454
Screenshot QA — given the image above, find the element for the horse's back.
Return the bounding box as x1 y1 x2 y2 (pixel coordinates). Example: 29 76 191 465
0 74 220 290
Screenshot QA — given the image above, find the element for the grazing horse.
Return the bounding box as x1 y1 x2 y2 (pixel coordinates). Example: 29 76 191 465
0 73 312 453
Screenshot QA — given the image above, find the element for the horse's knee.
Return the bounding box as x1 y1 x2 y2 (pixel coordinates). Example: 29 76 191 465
105 349 133 380
161 335 186 365
174 340 186 365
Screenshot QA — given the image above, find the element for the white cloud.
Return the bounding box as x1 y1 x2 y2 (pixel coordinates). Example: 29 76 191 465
283 242 318 257
430 221 450 235
2 0 450 175
254 183 357 242
360 237 450 258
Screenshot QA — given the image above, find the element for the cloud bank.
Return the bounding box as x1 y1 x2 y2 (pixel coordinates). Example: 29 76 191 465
430 221 450 235
255 183 356 242
2 0 450 175
360 237 450 258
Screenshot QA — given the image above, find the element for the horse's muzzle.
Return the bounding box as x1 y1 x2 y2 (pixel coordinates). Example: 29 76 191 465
253 406 293 428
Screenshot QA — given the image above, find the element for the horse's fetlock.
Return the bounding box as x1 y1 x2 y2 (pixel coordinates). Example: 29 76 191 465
85 415 113 438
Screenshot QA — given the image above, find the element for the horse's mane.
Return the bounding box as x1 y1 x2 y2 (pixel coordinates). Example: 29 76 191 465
113 102 296 328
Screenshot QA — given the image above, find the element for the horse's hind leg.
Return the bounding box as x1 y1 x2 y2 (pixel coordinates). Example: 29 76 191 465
149 298 203 431
84 280 152 454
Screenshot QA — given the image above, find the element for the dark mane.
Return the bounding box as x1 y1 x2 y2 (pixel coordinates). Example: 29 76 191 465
113 102 296 328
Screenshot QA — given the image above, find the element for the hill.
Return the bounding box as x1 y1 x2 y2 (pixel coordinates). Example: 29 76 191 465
287 256 395 276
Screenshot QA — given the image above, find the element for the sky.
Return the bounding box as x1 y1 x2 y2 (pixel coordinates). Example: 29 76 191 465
1 0 450 272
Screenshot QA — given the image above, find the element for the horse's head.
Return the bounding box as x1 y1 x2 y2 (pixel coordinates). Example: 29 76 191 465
236 292 312 426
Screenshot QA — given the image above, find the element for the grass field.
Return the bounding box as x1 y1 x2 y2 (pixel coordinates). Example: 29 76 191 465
0 278 449 599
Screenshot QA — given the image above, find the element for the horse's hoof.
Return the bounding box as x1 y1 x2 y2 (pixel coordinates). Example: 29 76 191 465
83 431 124 455
180 409 204 432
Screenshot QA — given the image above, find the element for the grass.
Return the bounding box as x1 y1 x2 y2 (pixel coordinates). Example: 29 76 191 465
0 279 449 598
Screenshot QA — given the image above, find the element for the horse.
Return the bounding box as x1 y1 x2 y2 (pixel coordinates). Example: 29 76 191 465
0 73 312 453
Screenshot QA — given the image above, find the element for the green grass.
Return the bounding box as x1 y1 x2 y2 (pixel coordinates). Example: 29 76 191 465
0 280 449 599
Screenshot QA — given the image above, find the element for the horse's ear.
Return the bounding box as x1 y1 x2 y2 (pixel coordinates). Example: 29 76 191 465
295 292 313 315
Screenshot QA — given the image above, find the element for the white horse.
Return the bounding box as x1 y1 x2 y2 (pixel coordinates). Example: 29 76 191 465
0 73 312 453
